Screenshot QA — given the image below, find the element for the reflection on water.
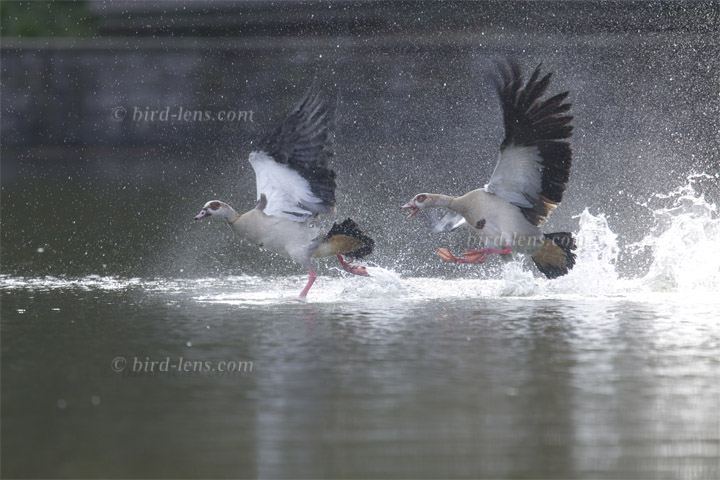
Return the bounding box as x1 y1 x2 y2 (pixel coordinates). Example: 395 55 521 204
2 275 719 478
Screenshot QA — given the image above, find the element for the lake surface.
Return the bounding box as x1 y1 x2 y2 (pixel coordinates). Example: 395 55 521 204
2 272 720 479
2 179 720 478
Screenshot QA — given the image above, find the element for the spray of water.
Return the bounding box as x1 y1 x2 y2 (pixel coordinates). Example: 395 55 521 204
536 208 621 297
2 173 718 304
631 173 720 293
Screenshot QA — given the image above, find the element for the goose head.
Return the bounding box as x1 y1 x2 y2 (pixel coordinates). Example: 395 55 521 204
194 200 235 221
401 193 435 219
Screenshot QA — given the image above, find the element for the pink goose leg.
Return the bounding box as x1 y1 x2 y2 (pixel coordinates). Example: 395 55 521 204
337 255 370 276
466 246 513 256
297 268 317 301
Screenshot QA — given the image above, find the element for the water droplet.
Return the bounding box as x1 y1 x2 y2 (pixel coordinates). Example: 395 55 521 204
91 395 101 406
186 341 192 347
36 247 45 253
57 399 67 409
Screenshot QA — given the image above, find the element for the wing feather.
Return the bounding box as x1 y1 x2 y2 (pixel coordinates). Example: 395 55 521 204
250 84 337 222
418 210 468 234
249 151 328 220
485 60 574 226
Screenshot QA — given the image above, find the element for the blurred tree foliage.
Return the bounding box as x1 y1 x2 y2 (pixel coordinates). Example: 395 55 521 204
1 0 96 37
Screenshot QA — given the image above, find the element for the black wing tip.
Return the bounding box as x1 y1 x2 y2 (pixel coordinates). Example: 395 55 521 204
258 82 339 212
495 59 574 224
533 232 577 279
295 79 332 119
259 80 336 157
495 58 573 138
327 218 375 259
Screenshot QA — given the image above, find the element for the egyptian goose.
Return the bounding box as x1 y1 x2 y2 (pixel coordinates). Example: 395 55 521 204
402 60 576 278
195 85 374 301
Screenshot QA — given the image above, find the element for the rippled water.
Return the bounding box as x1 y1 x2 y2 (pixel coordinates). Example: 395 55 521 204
3 185 720 478
3 278 719 478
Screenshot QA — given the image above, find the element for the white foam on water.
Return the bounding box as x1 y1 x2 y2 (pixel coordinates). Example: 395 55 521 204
631 173 720 294
538 208 624 298
492 172 720 303
0 275 146 291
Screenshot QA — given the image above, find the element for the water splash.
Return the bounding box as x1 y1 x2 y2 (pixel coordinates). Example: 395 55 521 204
2 174 718 304
543 208 621 296
499 261 537 297
498 172 718 299
631 173 720 293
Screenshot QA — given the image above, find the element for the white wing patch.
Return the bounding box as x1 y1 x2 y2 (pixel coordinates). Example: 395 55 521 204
484 144 543 208
426 211 468 233
249 151 325 222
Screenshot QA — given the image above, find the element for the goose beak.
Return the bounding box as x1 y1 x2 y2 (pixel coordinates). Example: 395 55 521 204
194 209 208 220
401 202 419 219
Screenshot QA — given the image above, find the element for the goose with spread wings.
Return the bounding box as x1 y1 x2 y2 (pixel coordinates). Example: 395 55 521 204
195 85 374 300
402 61 576 278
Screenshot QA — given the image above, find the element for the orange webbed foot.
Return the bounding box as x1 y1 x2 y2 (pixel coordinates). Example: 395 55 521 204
463 250 489 264
436 247 457 263
337 255 370 277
